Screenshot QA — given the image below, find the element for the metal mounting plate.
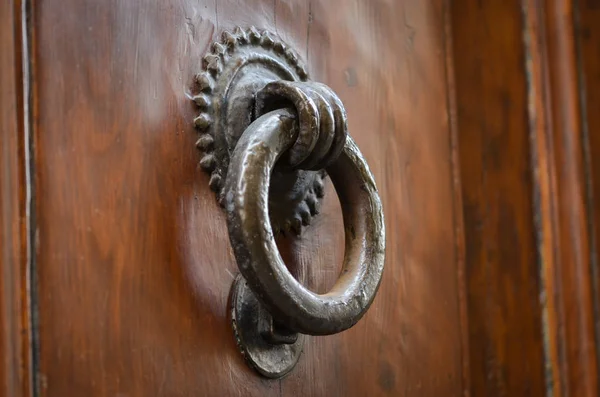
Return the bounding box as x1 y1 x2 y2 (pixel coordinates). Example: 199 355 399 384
192 27 325 235
230 274 304 379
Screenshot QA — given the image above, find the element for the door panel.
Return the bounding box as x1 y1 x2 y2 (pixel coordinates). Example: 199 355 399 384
32 0 463 396
450 2 547 395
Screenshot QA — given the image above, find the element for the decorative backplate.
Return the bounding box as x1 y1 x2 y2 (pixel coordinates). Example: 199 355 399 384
191 27 326 234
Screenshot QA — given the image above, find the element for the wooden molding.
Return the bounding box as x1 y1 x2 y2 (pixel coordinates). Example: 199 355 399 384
450 1 547 395
0 0 34 396
523 0 599 395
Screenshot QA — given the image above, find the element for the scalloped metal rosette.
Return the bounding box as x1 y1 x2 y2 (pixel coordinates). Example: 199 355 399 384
191 26 326 235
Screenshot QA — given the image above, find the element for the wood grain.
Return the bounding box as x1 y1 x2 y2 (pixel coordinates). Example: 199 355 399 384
576 3 600 394
31 0 464 396
450 1 547 396
0 1 33 396
7 0 600 395
443 1 470 394
524 0 599 395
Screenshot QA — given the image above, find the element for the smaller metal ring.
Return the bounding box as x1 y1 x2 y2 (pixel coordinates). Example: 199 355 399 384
224 108 385 335
255 81 347 170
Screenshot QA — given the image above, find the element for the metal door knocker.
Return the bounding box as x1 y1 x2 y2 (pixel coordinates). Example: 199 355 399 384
191 27 385 378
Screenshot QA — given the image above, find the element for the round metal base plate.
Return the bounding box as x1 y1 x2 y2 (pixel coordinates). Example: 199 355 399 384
229 274 304 379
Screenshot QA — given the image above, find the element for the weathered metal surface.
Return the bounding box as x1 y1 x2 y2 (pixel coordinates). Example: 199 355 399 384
224 108 385 336
230 274 304 379
194 28 385 378
191 27 324 235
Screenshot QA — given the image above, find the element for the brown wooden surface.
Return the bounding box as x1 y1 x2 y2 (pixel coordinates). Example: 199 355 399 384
577 3 600 395
0 1 33 396
450 1 547 396
4 0 599 396
525 0 599 395
31 0 465 396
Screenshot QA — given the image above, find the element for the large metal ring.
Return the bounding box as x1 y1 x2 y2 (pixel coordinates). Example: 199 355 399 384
224 108 385 335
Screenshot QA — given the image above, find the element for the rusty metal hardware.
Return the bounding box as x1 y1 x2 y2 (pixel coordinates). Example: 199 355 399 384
192 27 385 379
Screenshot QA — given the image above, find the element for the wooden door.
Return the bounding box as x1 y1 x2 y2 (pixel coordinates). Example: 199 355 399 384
2 0 599 396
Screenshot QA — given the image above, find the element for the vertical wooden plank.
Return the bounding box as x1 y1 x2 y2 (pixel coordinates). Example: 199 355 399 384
575 1 600 391
524 0 599 395
450 1 547 396
0 1 33 396
442 0 470 394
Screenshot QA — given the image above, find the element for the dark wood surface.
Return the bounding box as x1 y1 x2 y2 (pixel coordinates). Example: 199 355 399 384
525 1 599 395
578 0 600 327
450 1 547 395
31 0 464 396
570 0 600 395
0 1 33 397
578 3 600 394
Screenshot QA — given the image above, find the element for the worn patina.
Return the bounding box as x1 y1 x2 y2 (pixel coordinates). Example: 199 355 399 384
193 28 385 379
